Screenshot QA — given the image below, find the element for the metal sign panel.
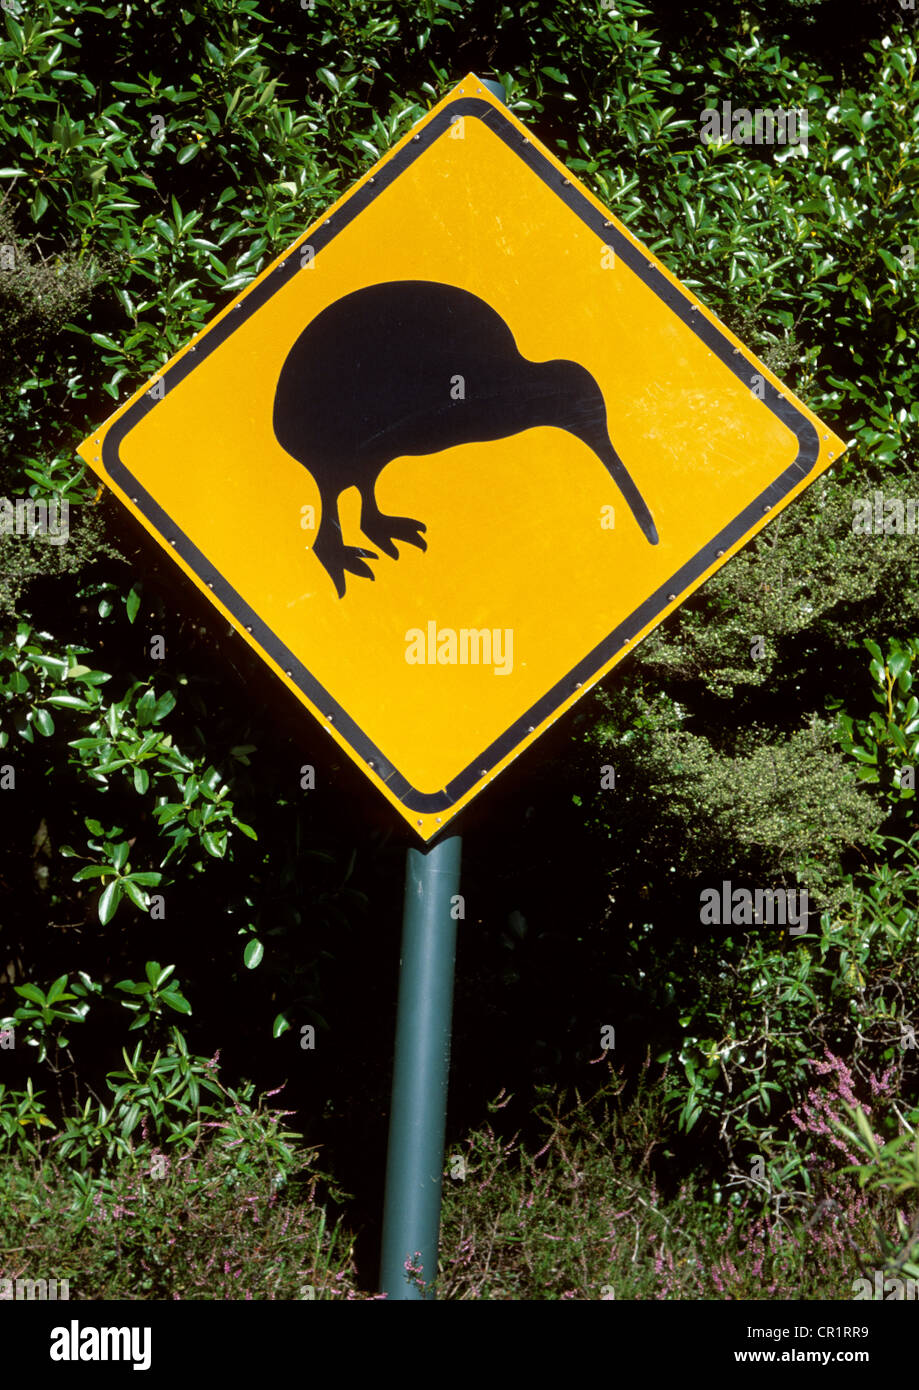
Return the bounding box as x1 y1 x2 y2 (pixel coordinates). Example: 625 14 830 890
77 74 846 838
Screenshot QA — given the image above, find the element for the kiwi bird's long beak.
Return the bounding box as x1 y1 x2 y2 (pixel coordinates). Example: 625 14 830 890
547 359 659 545
604 445 659 545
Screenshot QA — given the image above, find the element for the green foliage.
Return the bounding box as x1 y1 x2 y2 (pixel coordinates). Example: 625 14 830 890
623 819 919 1208
0 202 99 395
556 644 919 1214
0 1017 300 1174
836 637 919 822
592 701 880 902
6 972 91 1063
437 1067 899 1299
53 1028 223 1168
114 962 192 1030
0 1077 57 1152
0 1032 363 1299
1 619 257 926
838 1102 919 1201
839 1116 919 1284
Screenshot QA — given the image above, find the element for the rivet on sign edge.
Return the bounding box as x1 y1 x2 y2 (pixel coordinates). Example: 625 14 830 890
763 505 771 513
716 549 725 557
668 593 677 601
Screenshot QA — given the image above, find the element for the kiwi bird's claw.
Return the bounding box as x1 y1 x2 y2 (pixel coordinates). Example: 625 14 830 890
360 515 427 558
328 547 378 597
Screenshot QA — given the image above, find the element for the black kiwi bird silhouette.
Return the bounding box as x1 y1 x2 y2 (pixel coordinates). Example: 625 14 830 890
272 280 658 598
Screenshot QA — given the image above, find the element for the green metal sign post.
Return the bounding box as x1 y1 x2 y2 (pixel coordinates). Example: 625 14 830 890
379 833 463 1299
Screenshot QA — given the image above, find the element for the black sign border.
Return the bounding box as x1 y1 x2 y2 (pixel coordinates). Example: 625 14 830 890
98 93 821 822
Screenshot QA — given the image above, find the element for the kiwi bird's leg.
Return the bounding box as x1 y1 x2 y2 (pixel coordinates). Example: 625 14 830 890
312 494 377 599
597 438 659 546
359 483 427 560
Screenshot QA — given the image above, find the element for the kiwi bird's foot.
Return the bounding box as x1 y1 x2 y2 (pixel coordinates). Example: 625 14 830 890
359 514 427 560
314 540 378 598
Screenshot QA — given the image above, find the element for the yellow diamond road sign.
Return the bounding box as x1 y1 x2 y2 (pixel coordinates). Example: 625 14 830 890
78 74 846 840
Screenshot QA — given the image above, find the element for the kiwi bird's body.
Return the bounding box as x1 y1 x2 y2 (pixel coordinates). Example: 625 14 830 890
272 280 657 597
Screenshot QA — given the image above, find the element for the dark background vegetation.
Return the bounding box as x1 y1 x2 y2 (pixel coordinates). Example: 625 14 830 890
1 0 918 1298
